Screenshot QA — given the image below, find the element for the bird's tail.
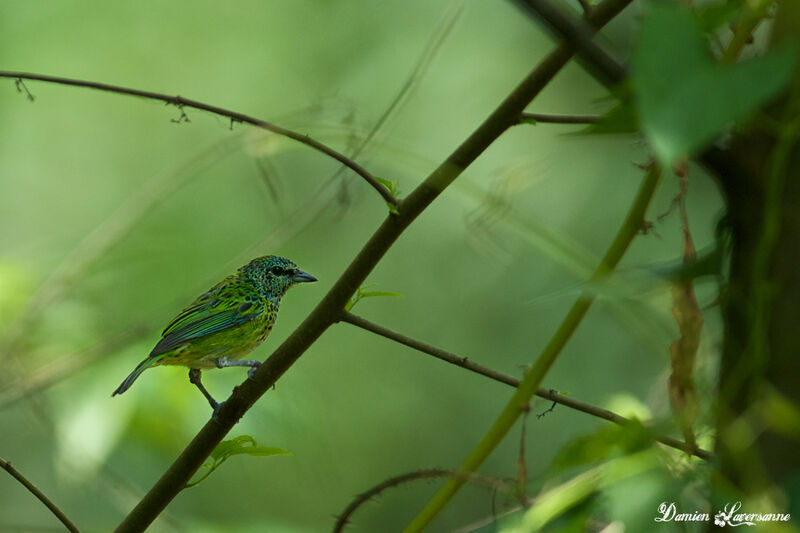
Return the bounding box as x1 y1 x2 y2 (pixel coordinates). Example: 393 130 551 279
112 358 155 396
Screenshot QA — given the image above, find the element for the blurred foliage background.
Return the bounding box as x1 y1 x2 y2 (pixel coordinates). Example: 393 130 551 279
0 1 728 531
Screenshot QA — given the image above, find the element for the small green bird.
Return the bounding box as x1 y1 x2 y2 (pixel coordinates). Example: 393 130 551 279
112 255 316 410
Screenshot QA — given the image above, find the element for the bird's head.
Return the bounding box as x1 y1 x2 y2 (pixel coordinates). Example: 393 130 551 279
242 255 317 300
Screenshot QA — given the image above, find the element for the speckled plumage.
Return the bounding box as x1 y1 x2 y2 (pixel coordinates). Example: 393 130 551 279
112 256 316 408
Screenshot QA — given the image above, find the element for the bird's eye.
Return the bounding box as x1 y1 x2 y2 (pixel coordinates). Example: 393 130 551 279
270 266 285 276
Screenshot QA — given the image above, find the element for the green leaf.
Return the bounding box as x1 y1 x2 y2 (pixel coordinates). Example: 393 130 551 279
185 435 290 489
375 176 401 197
211 435 290 461
549 423 653 474
224 445 291 458
375 177 401 214
210 434 257 460
632 3 797 165
503 452 659 533
345 284 403 311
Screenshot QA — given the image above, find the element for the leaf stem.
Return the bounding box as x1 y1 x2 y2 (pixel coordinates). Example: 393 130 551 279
720 0 774 63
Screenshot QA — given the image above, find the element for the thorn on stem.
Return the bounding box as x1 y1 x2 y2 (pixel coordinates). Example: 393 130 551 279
170 102 191 124
15 78 35 101
640 219 661 238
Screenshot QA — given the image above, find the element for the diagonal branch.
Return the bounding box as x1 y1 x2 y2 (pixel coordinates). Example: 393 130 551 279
0 71 397 207
339 311 712 460
115 0 634 529
509 0 736 188
511 0 625 86
1 457 80 533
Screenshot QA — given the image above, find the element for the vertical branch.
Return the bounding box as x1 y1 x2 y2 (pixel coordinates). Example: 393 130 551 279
667 164 702 453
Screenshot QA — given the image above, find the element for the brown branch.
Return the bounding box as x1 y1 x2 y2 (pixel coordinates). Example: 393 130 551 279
0 457 80 533
114 0 634 529
511 0 624 86
332 469 512 533
339 311 712 461
508 0 736 190
520 112 599 124
0 72 397 207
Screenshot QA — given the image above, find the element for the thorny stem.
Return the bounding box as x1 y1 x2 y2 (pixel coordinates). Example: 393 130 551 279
339 311 712 460
332 469 512 533
0 72 398 207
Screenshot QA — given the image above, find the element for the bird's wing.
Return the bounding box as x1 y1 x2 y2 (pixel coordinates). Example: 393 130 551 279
160 275 236 336
149 277 264 358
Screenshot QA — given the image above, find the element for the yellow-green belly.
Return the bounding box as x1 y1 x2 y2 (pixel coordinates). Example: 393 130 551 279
155 315 273 369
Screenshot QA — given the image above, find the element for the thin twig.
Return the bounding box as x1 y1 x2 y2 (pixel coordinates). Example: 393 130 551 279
0 71 397 207
0 458 80 533
339 311 711 460
520 112 598 124
332 469 512 533
517 406 530 506
114 0 634 529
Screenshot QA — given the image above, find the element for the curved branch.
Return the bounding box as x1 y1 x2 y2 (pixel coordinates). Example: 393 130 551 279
0 457 80 533
339 311 712 460
333 469 511 533
0 71 397 207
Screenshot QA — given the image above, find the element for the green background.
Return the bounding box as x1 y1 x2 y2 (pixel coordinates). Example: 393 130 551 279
0 1 724 531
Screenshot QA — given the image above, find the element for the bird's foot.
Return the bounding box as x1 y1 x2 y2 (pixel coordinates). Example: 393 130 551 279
247 362 262 380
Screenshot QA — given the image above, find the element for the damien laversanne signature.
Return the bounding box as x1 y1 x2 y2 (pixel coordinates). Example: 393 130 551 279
655 501 791 527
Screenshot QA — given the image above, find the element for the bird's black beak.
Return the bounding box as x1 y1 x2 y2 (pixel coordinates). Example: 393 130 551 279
292 270 317 283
